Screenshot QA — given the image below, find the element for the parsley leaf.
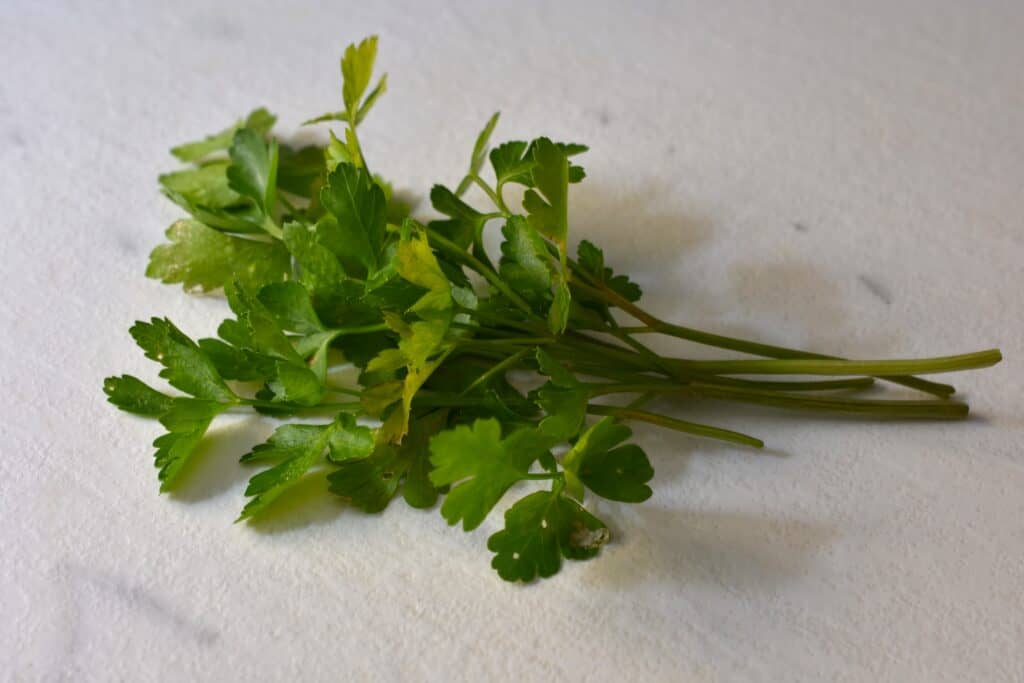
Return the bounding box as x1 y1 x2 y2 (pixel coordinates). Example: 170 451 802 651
257 282 326 335
429 418 554 530
533 349 588 440
487 489 609 582
170 108 276 162
523 138 570 257
576 240 642 302
238 414 368 520
320 163 388 274
153 399 230 491
129 317 235 402
561 417 653 502
227 128 279 216
146 219 290 293
103 375 175 417
158 162 243 209
498 215 552 301
341 35 380 114
431 185 488 247
327 409 446 511
456 112 500 195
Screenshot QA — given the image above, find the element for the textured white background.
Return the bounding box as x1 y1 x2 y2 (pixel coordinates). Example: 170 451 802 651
2 1 1022 681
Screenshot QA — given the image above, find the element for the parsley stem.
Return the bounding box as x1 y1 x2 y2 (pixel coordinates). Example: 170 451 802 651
572 278 968 397
587 376 877 394
523 473 559 481
471 175 507 214
260 215 284 240
587 382 969 419
672 350 1001 377
460 337 553 347
459 348 531 396
239 398 361 411
586 405 764 448
472 174 510 215
330 322 390 336
686 383 970 419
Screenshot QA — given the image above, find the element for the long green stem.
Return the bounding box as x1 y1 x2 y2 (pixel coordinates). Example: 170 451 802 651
239 398 361 411
686 383 969 419
471 174 510 215
460 348 531 396
589 382 970 419
587 405 764 448
573 278 965 397
672 350 1001 377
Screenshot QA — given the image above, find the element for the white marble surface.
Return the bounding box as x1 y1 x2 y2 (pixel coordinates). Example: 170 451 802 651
2 1 1023 681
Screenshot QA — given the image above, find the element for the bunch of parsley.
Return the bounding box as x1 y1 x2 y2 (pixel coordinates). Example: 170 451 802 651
105 37 1001 582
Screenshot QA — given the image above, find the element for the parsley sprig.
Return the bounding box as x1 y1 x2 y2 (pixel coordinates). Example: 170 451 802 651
105 37 1002 582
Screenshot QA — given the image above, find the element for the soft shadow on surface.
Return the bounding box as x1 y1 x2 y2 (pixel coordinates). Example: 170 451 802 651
586 505 835 589
569 178 907 360
170 416 275 502
569 179 714 302
246 470 347 534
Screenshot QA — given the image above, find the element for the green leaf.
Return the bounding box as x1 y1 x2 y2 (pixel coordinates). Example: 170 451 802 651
268 361 324 406
103 375 175 417
282 220 349 292
327 415 376 461
303 111 349 126
533 349 587 440
341 35 379 114
257 282 325 335
371 223 460 440
239 415 354 520
241 424 329 463
456 112 500 195
487 489 608 582
158 162 243 209
320 163 388 274
153 399 230 491
490 139 587 189
498 216 553 298
146 219 290 293
227 128 278 214
356 74 387 125
198 338 277 382
490 141 535 186
548 270 571 335
161 190 267 234
276 145 326 199
224 283 303 364
170 108 276 162
327 445 404 512
561 417 653 502
325 130 353 172
327 410 445 511
429 418 554 530
522 138 570 255
576 240 642 302
130 318 235 402
395 223 453 316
